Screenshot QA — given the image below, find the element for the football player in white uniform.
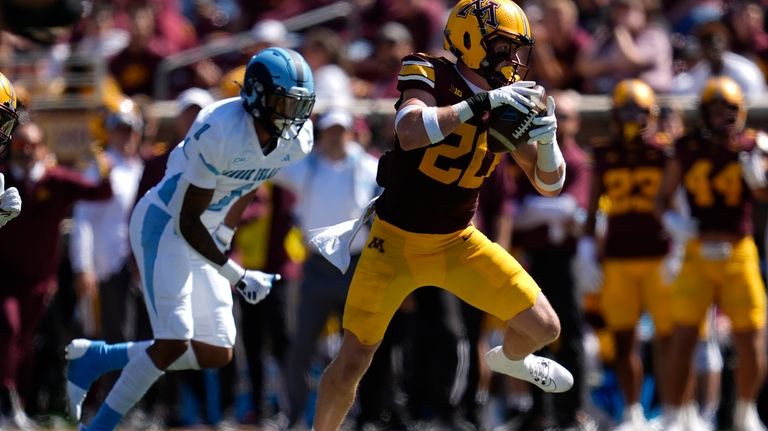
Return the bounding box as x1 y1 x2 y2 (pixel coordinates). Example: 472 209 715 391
64 47 316 430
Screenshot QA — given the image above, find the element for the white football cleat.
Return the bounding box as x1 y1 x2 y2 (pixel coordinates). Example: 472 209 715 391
613 403 647 431
484 346 573 393
734 400 767 431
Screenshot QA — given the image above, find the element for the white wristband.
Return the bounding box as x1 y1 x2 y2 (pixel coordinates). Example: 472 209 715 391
535 167 566 192
421 106 445 144
451 100 474 123
536 136 564 173
219 259 245 285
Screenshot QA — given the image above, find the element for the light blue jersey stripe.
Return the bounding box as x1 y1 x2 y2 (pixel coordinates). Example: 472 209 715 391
199 154 219 175
141 204 172 314
157 173 182 205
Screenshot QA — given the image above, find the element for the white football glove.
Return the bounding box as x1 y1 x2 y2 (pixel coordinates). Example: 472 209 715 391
0 173 21 228
236 270 281 304
739 149 767 190
572 237 603 294
661 210 698 244
213 224 235 253
488 81 539 113
528 96 557 145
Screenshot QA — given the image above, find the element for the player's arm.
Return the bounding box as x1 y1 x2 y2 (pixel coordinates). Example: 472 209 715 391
654 157 682 217
573 167 603 293
583 169 603 238
509 96 566 197
395 89 462 151
178 184 227 266
740 132 768 201
654 156 699 243
212 189 258 252
395 83 539 151
508 143 565 198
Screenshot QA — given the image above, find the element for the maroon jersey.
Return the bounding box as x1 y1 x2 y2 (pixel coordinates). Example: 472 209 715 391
375 53 500 233
593 134 671 258
674 129 760 236
0 166 112 282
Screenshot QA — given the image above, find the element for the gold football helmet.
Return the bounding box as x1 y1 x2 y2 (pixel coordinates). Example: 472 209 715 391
611 79 658 143
0 72 18 159
444 0 533 88
699 76 746 136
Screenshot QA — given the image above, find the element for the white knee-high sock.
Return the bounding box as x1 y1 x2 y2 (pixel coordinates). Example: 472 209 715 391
105 350 163 413
126 340 153 359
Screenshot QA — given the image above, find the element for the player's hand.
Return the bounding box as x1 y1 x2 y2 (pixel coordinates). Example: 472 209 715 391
572 237 602 294
528 96 557 145
660 242 685 285
661 210 698 243
213 224 235 253
488 81 538 113
0 173 21 228
236 270 281 304
739 149 767 190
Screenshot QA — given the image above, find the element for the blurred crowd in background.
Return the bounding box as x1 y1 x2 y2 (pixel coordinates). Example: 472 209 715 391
0 0 767 430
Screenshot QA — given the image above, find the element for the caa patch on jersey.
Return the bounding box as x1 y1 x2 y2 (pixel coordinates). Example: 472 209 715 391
487 85 548 153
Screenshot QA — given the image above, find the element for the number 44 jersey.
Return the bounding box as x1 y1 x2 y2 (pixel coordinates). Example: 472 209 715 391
142 97 313 231
376 53 500 234
674 129 762 237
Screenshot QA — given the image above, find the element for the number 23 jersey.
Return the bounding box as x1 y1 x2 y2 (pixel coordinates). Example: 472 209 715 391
375 53 499 234
592 135 670 258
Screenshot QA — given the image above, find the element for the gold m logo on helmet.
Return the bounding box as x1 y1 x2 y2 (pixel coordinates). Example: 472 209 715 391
457 0 500 28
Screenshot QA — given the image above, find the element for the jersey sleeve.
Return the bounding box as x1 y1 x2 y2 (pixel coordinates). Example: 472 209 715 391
396 53 437 96
181 119 224 190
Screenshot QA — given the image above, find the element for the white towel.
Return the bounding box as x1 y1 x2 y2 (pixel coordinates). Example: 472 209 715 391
308 196 378 273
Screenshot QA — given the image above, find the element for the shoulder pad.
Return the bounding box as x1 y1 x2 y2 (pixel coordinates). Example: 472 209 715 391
398 53 438 90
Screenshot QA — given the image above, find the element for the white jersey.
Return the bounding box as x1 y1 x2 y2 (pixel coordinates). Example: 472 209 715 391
142 97 313 230
131 97 312 346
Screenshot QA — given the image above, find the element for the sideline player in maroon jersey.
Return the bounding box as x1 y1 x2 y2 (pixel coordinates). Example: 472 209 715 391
311 1 574 430
576 79 680 430
656 76 768 431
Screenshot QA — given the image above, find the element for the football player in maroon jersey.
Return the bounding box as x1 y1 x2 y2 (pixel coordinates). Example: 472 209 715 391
576 78 678 430
656 76 768 431
312 1 573 429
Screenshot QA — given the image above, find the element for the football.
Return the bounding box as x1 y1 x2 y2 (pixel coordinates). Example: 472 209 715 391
486 85 548 153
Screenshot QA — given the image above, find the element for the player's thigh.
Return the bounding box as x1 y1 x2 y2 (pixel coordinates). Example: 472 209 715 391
445 227 539 322
718 240 767 331
342 222 416 346
189 258 236 348
639 259 675 337
130 203 195 340
671 259 713 327
600 260 643 332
